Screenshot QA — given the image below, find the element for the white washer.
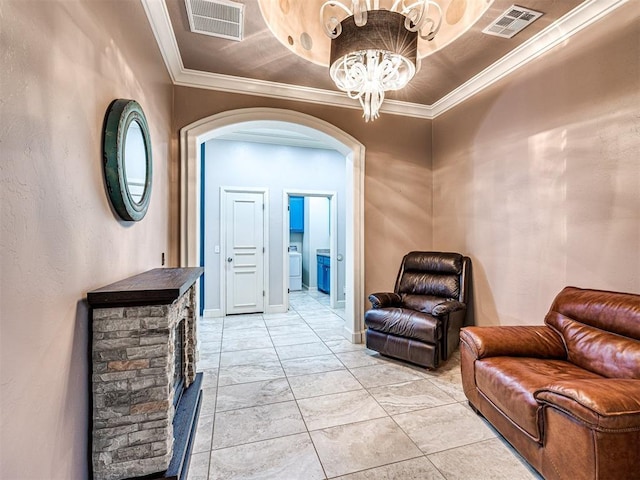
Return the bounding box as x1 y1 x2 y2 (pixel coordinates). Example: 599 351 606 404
289 251 302 291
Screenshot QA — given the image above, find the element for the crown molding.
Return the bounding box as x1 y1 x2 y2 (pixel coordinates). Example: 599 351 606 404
431 0 628 116
142 0 626 120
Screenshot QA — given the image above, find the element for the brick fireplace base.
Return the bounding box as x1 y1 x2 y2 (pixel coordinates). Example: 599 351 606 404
88 268 203 480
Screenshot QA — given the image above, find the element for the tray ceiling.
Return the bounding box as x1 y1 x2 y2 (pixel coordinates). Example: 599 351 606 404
142 0 626 118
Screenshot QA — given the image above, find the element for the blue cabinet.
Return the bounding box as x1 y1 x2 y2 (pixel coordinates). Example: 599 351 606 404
289 196 304 233
317 255 330 294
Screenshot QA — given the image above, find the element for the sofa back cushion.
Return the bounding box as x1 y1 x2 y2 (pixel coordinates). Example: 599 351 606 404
545 287 640 379
396 252 463 300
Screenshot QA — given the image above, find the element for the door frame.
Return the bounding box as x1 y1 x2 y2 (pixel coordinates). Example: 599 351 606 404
220 186 269 316
283 190 338 310
180 108 365 343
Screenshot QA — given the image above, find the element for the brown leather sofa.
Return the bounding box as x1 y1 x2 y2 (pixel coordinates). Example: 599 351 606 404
460 287 640 480
364 251 471 369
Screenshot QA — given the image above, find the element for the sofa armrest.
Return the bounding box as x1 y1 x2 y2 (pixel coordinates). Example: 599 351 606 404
432 300 465 317
460 326 566 360
368 292 402 309
535 379 640 430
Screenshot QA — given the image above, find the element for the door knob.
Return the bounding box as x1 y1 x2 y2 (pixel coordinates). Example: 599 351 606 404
227 257 233 262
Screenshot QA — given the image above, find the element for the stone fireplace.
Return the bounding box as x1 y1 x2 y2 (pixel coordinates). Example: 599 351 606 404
88 268 203 480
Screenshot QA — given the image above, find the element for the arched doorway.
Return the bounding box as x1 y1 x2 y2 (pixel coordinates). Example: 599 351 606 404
179 108 365 342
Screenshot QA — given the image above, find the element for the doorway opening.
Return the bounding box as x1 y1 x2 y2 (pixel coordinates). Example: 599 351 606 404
180 108 365 342
283 191 341 312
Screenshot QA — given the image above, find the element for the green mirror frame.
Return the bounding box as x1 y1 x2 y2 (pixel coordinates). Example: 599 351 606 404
103 99 153 221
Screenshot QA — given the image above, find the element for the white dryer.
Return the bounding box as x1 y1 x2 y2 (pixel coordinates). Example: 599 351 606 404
289 251 302 291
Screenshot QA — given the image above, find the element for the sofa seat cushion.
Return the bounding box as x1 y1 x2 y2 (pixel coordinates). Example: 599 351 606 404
364 308 440 343
475 357 603 440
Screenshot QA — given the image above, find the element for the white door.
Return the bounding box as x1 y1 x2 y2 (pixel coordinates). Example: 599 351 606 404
224 191 265 314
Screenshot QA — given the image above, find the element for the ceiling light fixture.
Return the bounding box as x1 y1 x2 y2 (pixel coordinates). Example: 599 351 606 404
321 0 443 121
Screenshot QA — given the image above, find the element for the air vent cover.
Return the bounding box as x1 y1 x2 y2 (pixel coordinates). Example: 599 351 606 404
185 0 244 41
482 5 543 38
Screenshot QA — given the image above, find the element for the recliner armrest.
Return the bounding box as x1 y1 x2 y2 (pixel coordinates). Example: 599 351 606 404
460 326 566 360
535 379 640 430
432 300 465 316
368 292 401 309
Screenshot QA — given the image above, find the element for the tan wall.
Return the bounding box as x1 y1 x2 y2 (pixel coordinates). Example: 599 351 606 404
0 1 173 478
432 3 640 326
172 88 434 299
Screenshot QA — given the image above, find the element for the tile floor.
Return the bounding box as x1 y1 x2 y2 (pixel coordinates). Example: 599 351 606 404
188 290 542 480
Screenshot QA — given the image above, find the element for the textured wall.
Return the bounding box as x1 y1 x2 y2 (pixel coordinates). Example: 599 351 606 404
0 1 173 477
172 89 434 304
432 3 640 326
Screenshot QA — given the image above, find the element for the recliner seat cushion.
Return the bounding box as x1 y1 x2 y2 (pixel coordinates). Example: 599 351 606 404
475 357 603 440
365 308 441 343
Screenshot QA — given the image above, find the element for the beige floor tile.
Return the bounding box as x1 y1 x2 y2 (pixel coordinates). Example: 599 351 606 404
349 363 425 388
368 379 457 415
222 326 269 341
326 339 365 353
199 369 218 389
267 324 315 336
310 417 422 478
192 415 213 453
393 403 496 454
221 335 273 352
218 347 279 367
216 378 293 412
186 451 210 480
199 387 217 416
271 333 322 347
335 350 387 368
276 341 332 360
333 456 445 480
428 438 541 479
223 317 265 331
211 401 306 449
263 316 306 327
297 389 387 430
198 353 220 370
217 361 284 386
209 433 325 480
428 372 467 402
281 354 345 377
288 369 363 399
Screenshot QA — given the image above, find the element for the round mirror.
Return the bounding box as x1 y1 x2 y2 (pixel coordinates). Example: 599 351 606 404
123 120 147 205
103 99 152 221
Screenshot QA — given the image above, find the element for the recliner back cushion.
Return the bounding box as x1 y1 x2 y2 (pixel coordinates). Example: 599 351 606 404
403 252 462 275
545 287 640 379
398 273 460 299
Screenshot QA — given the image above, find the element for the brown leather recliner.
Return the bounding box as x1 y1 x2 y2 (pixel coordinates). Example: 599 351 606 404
460 287 640 480
364 251 471 369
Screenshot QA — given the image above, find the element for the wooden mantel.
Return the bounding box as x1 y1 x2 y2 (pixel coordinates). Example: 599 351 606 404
87 267 204 308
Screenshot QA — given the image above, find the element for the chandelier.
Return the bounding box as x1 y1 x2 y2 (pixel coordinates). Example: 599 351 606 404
321 1 443 121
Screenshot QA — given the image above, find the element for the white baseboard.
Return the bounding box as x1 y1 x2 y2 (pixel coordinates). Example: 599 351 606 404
335 300 346 308
203 308 223 318
343 325 364 344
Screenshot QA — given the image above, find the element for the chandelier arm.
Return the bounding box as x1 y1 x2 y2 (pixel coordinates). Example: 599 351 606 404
352 0 369 27
402 0 442 38
320 1 352 38
390 0 404 12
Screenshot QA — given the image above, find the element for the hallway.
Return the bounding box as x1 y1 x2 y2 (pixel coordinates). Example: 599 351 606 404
188 291 540 479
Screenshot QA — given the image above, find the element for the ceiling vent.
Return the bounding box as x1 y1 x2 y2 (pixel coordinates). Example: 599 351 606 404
482 5 543 39
185 0 244 41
